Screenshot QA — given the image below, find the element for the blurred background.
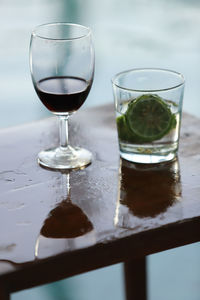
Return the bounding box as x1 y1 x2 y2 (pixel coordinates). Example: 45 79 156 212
0 0 200 299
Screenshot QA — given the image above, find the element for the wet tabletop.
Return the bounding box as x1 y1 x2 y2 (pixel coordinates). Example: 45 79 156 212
0 105 200 292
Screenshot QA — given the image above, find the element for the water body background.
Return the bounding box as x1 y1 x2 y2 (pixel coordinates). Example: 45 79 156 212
0 0 200 299
1 0 200 128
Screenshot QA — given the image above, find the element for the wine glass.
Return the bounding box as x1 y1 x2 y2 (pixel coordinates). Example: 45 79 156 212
30 23 95 170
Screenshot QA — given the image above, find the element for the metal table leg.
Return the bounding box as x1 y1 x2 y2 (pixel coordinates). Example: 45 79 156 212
124 256 147 300
0 284 10 300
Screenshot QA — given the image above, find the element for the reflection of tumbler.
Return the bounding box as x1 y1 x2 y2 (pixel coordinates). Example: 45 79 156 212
115 158 182 229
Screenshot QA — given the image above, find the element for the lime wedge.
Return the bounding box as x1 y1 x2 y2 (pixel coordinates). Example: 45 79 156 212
126 94 174 142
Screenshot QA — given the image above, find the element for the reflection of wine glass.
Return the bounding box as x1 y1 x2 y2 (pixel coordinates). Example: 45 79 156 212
30 23 95 170
41 173 93 239
35 173 94 259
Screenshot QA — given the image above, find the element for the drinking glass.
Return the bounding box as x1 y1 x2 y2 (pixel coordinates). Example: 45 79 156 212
30 23 95 169
112 68 185 164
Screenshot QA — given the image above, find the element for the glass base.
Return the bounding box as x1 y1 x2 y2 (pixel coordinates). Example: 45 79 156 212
120 151 176 164
38 146 92 170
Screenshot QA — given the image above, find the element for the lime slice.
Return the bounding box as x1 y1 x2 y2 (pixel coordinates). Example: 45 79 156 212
126 94 173 142
117 115 137 143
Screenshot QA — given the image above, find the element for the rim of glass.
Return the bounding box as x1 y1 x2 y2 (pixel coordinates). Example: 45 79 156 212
31 22 91 41
111 68 185 92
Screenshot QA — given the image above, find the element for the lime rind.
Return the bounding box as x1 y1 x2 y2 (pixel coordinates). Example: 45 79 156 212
116 94 176 144
117 114 145 143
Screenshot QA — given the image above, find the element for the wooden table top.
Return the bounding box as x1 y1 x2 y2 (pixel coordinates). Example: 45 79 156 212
0 104 199 293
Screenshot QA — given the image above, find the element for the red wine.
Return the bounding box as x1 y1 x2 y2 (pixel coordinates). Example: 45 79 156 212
35 76 91 113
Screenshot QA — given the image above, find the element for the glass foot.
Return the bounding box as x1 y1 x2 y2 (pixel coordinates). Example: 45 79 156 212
38 146 92 170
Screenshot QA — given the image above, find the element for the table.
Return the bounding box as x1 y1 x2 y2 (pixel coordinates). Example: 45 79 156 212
0 104 199 299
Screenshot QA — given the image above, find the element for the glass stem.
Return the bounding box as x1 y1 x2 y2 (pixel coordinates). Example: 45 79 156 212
59 115 69 151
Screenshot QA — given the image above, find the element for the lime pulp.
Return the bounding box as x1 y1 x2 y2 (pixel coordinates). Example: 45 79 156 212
117 94 176 143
